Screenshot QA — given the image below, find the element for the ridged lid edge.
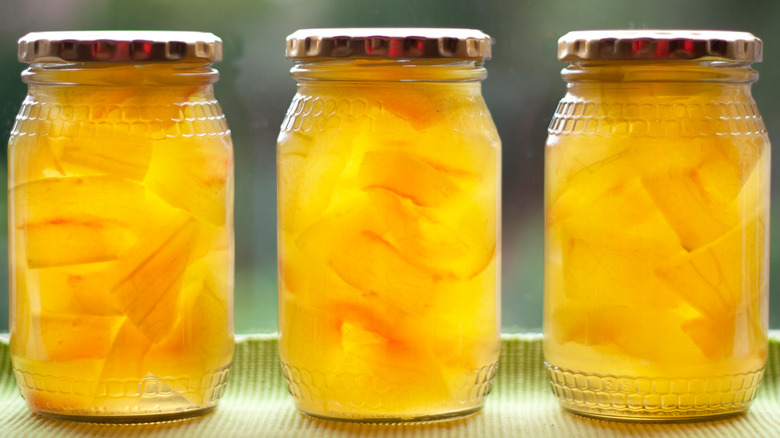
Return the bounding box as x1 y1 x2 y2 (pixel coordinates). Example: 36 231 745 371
18 31 223 63
286 28 492 60
558 30 762 62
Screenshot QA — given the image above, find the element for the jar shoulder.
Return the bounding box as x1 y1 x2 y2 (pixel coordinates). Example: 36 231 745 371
278 87 499 142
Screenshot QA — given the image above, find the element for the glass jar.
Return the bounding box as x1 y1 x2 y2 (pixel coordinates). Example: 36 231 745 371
8 31 235 422
277 28 501 422
543 30 770 421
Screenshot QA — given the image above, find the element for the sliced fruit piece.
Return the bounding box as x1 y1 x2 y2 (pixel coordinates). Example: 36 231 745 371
99 318 153 382
332 319 452 411
24 219 138 268
655 216 766 319
110 213 199 342
188 221 231 265
280 295 451 413
277 131 354 234
447 196 497 280
357 150 459 206
145 136 232 226
550 303 706 365
545 134 632 207
294 186 494 288
640 136 763 250
143 271 233 404
681 315 735 360
328 230 439 315
13 176 147 268
37 312 123 362
278 232 311 298
48 135 153 181
8 134 66 187
365 188 469 264
37 262 120 315
39 70 198 107
376 86 445 131
359 189 476 269
554 177 686 306
547 153 636 227
429 256 499 364
374 91 498 180
641 171 737 251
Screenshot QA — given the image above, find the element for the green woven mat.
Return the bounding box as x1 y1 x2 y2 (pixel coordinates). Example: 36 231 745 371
0 333 778 437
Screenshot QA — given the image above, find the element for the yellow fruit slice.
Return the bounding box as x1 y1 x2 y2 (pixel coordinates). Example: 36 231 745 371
554 177 685 306
334 320 451 411
640 137 763 250
550 303 705 365
547 153 635 227
110 213 199 342
25 220 137 268
141 250 232 404
680 315 735 360
48 135 153 181
376 87 444 131
278 131 353 234
328 230 438 315
143 270 233 404
358 150 459 206
365 188 470 264
99 319 153 383
37 262 120 315
545 134 631 207
13 176 147 268
655 216 766 319
37 312 123 362
8 134 66 187
145 136 232 226
295 187 494 283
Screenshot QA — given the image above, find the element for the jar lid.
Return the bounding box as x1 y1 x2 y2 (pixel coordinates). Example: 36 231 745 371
18 31 222 63
285 28 492 60
558 30 762 62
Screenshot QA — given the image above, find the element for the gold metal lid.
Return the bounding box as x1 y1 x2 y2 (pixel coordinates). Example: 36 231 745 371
286 28 492 60
18 31 222 63
558 30 762 62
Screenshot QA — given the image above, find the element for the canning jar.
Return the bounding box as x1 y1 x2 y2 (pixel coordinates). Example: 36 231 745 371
277 28 501 422
543 30 770 421
8 31 235 422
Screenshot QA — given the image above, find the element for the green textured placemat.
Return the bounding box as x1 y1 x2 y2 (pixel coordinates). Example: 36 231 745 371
0 333 778 437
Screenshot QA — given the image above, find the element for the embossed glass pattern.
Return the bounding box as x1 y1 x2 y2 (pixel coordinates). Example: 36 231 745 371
543 30 770 421
8 32 234 422
277 30 501 422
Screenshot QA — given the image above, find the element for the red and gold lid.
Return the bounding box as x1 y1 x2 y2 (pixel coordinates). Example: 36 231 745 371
18 31 222 63
286 28 492 60
558 30 761 62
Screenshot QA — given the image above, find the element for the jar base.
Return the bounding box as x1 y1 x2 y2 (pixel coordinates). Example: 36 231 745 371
281 360 497 424
32 405 217 424
545 362 764 422
559 405 748 423
13 364 231 423
297 405 483 424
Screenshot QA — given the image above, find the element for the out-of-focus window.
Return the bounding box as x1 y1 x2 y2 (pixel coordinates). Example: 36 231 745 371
1 0 779 333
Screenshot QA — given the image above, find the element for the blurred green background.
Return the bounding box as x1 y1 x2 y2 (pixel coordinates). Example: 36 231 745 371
1 0 779 333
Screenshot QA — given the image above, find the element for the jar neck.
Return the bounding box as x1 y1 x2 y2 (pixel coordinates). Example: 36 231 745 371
22 62 219 87
290 58 487 83
561 60 758 84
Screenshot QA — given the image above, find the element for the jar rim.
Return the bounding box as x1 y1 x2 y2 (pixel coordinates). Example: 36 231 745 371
18 31 222 64
286 28 492 61
558 30 762 63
